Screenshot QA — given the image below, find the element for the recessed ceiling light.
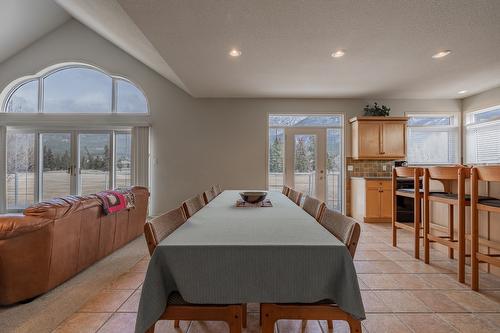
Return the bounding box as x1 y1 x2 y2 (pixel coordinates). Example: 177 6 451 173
331 50 345 58
432 50 452 59
458 90 467 94
229 49 242 57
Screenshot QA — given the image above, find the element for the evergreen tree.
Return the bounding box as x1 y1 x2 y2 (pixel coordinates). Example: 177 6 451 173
269 137 283 173
295 137 309 172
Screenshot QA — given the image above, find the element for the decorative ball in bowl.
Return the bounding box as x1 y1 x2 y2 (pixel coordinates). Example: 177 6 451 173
239 191 268 204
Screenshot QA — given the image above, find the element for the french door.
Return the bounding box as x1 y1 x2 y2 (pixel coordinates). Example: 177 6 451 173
284 128 327 201
6 129 131 211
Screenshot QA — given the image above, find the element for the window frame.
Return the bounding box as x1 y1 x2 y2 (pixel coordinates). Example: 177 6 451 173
266 113 345 213
405 112 461 166
4 127 132 212
465 105 500 165
1 62 150 115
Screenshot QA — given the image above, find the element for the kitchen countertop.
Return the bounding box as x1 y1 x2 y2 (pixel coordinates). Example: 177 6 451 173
350 176 392 180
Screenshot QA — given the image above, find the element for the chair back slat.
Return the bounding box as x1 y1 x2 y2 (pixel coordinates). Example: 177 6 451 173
394 166 423 178
474 166 500 182
282 186 290 196
144 207 186 255
427 166 470 180
213 184 222 196
287 189 303 205
203 188 217 204
182 194 206 218
302 195 326 221
320 208 361 258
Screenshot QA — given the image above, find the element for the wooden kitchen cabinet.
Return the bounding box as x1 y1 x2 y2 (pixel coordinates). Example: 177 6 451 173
351 177 392 223
350 116 408 160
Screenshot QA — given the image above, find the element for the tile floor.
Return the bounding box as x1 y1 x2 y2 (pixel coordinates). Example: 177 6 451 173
53 223 500 332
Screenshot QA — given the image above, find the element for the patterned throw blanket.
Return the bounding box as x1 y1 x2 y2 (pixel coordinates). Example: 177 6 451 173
95 188 135 215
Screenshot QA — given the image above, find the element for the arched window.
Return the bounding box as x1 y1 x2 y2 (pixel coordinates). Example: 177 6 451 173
2 63 148 114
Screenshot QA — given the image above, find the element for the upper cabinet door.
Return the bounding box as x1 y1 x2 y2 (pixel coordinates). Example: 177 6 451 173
381 121 406 158
357 121 381 157
350 117 408 160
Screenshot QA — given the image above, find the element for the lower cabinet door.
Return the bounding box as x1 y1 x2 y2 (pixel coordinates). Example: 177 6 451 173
380 189 392 218
365 188 381 219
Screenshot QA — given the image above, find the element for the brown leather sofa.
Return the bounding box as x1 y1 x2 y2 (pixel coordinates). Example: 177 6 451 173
0 186 149 305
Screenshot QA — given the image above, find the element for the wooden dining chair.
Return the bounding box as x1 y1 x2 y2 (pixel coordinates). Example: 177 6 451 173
282 186 290 196
392 167 424 259
203 187 217 204
181 194 206 218
471 166 500 291
287 188 303 205
260 209 362 333
213 184 223 196
143 207 245 333
302 195 326 222
423 166 470 283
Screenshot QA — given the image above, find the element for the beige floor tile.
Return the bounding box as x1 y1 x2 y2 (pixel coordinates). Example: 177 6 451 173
118 289 141 312
395 260 450 274
409 290 467 312
354 261 406 274
79 290 134 312
97 312 136 333
357 277 370 290
354 250 389 261
476 313 500 330
397 314 457 333
188 320 234 333
437 313 499 333
108 272 145 290
373 290 430 312
129 259 149 272
359 273 433 290
442 290 500 312
419 273 468 290
378 250 417 261
276 319 323 333
242 313 261 333
53 312 112 333
362 314 412 333
361 290 390 312
246 303 260 313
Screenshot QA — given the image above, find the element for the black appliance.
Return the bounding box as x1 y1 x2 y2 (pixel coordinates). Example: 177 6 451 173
396 177 421 223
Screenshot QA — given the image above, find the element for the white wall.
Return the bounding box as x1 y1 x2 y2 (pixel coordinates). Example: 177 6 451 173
462 86 500 113
0 19 462 214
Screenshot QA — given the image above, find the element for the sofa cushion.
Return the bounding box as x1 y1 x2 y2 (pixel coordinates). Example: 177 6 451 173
0 214 52 240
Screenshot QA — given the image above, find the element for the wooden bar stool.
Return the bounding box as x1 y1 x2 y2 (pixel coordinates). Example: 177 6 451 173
471 166 500 291
423 166 469 283
392 167 423 259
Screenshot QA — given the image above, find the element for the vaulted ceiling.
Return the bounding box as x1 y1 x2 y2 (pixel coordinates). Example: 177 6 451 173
0 0 69 64
6 0 500 99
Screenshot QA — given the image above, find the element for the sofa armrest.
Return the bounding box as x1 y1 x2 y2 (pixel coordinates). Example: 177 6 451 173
0 214 52 240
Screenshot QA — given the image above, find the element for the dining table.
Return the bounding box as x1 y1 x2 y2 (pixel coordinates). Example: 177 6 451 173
135 190 365 333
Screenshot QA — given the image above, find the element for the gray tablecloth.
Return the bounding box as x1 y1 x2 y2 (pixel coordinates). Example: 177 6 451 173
135 191 365 333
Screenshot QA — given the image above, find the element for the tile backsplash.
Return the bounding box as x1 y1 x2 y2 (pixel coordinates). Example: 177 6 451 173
345 157 394 216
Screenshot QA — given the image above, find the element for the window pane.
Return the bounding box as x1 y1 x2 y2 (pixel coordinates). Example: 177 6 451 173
7 132 35 209
294 134 316 198
79 133 111 195
6 80 38 113
268 128 284 191
269 115 342 127
407 116 451 126
327 128 342 211
473 108 500 124
116 79 148 113
41 133 72 200
407 128 458 164
115 133 132 187
43 67 112 113
467 122 500 164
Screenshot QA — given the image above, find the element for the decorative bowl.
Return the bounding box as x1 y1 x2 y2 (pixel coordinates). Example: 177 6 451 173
239 191 268 204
